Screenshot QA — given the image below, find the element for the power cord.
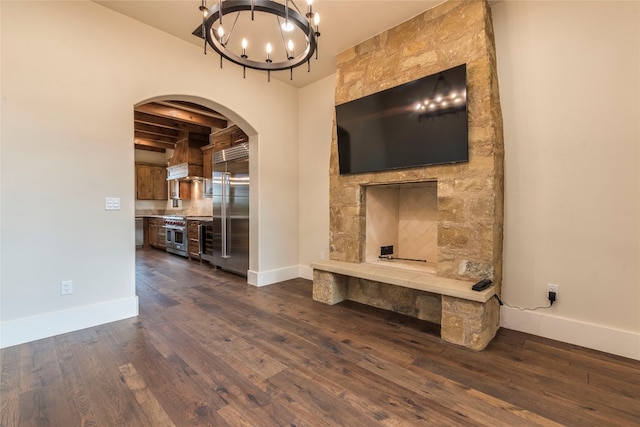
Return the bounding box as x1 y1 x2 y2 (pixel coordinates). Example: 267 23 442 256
493 291 556 311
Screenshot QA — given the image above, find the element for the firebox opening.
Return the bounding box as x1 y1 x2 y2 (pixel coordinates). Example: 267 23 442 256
365 181 438 274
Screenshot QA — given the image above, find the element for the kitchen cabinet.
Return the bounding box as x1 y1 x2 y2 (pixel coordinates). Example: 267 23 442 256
187 220 201 260
210 125 248 152
136 163 168 200
202 146 213 180
148 220 158 247
180 181 191 200
135 218 144 249
147 217 166 250
201 147 214 198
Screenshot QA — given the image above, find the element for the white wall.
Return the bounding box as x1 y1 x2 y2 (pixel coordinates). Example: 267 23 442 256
297 75 334 279
492 1 640 359
0 0 301 347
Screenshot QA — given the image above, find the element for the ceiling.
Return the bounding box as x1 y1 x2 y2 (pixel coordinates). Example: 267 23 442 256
133 101 228 152
94 0 444 88
97 1 448 151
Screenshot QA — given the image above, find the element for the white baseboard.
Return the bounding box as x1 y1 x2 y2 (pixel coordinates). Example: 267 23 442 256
247 265 300 287
0 296 139 349
501 306 640 361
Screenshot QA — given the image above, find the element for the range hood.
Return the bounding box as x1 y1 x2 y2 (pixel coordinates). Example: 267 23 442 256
167 163 203 182
166 131 207 181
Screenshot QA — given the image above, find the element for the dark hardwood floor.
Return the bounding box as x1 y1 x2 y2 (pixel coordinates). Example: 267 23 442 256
2 248 639 426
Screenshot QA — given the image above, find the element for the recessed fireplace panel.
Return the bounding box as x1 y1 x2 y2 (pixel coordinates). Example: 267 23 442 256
365 182 437 272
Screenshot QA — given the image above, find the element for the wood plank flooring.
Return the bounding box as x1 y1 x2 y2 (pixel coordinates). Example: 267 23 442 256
2 248 639 426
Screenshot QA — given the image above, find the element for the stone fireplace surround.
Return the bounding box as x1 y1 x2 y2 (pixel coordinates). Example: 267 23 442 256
312 0 504 350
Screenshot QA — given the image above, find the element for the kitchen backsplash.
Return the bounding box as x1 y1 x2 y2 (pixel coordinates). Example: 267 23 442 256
135 181 213 217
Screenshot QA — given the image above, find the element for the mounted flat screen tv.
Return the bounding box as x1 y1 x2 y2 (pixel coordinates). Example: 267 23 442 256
335 64 468 175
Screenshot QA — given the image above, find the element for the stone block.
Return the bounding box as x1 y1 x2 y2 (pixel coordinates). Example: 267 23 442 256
401 50 438 71
329 182 360 207
438 197 465 222
456 260 493 280
437 225 470 249
356 34 383 57
441 312 464 344
442 296 483 317
441 295 499 350
312 270 347 305
416 293 441 324
388 287 417 316
437 179 455 198
452 175 492 193
337 47 357 65
469 155 495 176
469 197 494 219
329 206 361 236
328 234 361 263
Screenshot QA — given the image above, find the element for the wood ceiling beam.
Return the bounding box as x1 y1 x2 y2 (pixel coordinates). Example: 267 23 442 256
159 101 227 121
134 111 212 134
134 144 166 153
135 103 227 129
134 122 180 138
134 137 176 150
134 130 177 145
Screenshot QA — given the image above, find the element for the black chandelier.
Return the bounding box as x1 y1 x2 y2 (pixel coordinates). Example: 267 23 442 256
193 0 321 81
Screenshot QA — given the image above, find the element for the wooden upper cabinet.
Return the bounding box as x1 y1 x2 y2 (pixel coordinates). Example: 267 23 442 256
136 164 153 200
202 147 213 180
210 125 248 152
136 163 168 200
179 181 191 200
150 166 168 200
230 127 248 146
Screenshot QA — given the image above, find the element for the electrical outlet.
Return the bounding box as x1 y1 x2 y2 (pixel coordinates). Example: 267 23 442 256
547 283 559 299
380 245 393 256
320 251 326 260
61 280 73 296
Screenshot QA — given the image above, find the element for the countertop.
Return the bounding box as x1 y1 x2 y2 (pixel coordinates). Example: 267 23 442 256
135 214 212 221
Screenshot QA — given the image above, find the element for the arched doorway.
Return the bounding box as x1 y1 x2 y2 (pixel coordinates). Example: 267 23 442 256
133 95 258 278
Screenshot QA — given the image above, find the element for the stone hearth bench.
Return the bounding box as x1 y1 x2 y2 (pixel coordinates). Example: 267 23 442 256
310 260 500 350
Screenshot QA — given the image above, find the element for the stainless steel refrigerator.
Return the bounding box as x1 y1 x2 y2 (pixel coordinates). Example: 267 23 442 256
200 143 249 276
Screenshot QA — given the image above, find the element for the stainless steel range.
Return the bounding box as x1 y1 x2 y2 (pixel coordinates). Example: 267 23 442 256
164 215 188 257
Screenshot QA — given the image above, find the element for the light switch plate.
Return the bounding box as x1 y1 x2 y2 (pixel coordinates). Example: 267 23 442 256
105 197 120 211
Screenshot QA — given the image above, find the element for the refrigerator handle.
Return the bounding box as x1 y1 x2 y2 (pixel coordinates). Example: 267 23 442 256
221 172 230 258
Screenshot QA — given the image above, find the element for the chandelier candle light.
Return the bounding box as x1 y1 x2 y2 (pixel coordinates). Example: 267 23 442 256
194 0 321 81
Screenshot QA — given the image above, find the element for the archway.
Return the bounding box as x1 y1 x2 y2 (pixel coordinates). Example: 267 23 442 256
133 94 259 276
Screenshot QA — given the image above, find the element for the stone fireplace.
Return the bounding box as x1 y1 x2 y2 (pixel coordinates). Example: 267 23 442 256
313 0 504 350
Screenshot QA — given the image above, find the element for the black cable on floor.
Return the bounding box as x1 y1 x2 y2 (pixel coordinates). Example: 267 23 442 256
493 294 552 311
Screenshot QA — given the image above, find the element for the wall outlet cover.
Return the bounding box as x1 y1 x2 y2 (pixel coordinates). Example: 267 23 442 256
61 280 73 296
